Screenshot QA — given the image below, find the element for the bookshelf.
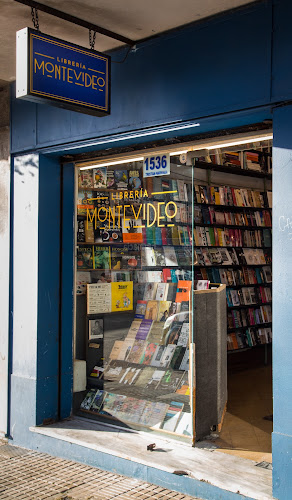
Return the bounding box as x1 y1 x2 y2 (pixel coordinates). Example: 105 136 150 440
193 157 272 353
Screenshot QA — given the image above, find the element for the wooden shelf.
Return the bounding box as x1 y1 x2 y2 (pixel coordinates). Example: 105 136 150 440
227 322 272 332
226 283 272 288
195 160 272 179
194 223 272 230
228 342 272 354
193 203 272 211
227 302 272 309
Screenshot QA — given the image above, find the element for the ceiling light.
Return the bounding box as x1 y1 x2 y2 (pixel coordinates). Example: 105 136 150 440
79 156 144 170
206 135 273 150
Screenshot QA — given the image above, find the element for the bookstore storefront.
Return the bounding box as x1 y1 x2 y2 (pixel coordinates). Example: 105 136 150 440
8 1 292 498
73 133 272 443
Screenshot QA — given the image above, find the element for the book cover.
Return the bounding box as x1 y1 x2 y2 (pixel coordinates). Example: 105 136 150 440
111 245 141 270
142 246 156 266
90 390 106 413
146 369 165 389
114 170 128 190
78 170 93 188
85 220 94 243
80 389 97 410
146 270 163 282
159 345 176 368
166 284 177 302
109 340 124 360
122 218 143 244
169 346 184 369
103 364 125 382
135 319 153 340
77 219 86 242
166 322 183 344
106 169 116 189
157 300 171 322
140 401 168 427
76 271 91 295
134 367 155 387
153 247 166 266
159 370 184 392
92 167 107 188
147 322 164 344
99 392 119 416
111 281 133 312
139 342 158 365
150 345 165 367
155 283 168 301
179 348 190 371
128 169 142 190
126 319 142 340
128 399 148 424
93 246 110 270
175 281 192 303
119 366 142 385
145 300 159 321
175 412 192 436
135 300 147 319
163 246 178 266
160 401 184 432
127 340 147 364
176 322 189 347
77 246 94 269
176 371 190 395
143 282 158 300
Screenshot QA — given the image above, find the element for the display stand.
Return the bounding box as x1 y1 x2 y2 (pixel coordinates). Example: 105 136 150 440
194 284 227 441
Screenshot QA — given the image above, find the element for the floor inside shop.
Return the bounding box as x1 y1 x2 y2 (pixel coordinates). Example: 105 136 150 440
214 345 273 463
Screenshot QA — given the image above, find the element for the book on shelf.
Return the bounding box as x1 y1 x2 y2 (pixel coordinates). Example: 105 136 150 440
78 170 93 189
114 170 128 190
145 301 159 321
127 340 147 364
76 271 92 295
92 167 107 188
117 340 134 362
160 401 184 432
139 342 158 365
135 319 153 340
135 300 147 319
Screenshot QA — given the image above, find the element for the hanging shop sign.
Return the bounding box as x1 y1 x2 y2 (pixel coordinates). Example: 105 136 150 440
16 28 110 116
143 153 170 178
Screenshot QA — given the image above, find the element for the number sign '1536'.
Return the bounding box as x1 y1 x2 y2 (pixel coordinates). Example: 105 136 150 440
143 153 170 178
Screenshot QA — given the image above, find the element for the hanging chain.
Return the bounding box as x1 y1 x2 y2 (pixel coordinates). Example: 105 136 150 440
89 30 96 50
31 7 40 31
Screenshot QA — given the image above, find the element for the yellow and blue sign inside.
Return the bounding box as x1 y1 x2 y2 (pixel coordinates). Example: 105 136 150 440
16 28 110 116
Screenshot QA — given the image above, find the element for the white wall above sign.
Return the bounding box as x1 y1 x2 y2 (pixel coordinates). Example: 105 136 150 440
143 153 170 178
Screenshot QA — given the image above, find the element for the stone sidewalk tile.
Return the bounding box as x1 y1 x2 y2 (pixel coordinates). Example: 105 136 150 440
0 441 201 500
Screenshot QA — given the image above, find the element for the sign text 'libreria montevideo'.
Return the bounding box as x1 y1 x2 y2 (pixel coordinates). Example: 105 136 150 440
16 28 110 116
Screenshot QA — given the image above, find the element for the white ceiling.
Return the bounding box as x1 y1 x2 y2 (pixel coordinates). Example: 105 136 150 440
0 0 255 83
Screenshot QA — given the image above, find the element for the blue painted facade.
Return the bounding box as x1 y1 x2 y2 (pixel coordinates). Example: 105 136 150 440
8 1 292 499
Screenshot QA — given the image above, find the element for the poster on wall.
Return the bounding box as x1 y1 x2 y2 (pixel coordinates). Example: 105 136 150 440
89 319 104 341
87 283 111 314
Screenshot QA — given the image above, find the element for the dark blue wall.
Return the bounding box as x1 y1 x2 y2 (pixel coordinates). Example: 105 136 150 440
11 0 276 155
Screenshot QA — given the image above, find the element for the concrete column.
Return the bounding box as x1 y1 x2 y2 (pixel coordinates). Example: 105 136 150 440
0 84 10 437
272 105 292 500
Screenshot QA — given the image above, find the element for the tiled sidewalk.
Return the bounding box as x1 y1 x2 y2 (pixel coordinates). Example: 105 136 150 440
0 440 200 500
